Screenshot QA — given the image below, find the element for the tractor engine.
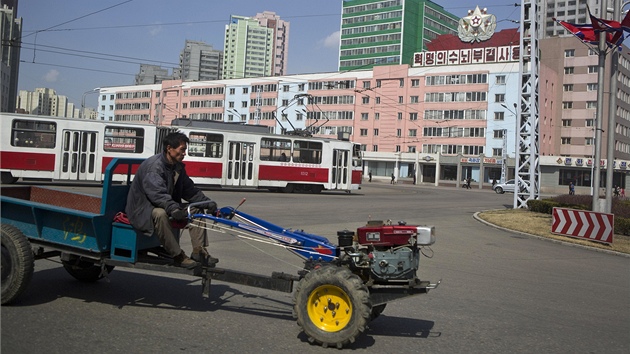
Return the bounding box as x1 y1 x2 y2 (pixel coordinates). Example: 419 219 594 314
340 221 435 283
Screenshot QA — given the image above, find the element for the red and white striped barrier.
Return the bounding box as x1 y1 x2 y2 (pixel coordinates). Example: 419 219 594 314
551 207 614 244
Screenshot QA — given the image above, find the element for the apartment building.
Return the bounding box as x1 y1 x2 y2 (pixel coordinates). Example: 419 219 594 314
0 0 21 113
339 0 458 71
180 40 223 81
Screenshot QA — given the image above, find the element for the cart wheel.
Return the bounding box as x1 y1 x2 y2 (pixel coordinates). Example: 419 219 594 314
370 303 387 321
293 266 371 348
62 260 114 282
1 224 34 305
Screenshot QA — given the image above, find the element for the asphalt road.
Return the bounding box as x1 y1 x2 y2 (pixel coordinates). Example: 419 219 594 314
2 182 629 353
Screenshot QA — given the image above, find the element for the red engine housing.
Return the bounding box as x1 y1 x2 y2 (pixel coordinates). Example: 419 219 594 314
356 224 418 247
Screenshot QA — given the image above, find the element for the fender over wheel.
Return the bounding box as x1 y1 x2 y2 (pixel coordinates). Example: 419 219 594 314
1 224 34 305
62 259 114 282
293 266 371 348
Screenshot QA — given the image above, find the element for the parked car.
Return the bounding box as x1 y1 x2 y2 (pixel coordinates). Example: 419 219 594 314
493 179 515 194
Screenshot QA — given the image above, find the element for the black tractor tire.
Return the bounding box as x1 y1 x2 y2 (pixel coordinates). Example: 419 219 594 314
62 260 113 282
370 303 387 321
1 224 34 305
293 266 371 348
495 187 504 194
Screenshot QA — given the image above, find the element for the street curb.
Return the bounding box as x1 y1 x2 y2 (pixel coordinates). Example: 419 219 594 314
473 211 630 258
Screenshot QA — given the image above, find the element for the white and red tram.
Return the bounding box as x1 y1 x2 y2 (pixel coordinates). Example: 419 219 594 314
0 113 362 193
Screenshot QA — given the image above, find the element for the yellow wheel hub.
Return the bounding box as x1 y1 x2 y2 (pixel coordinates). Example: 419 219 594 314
307 284 352 332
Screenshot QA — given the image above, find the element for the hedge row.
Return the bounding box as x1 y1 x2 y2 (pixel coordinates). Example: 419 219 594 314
526 196 630 235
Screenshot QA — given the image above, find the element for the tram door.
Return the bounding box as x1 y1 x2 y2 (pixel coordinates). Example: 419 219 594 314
331 149 350 190
226 141 256 187
59 130 98 181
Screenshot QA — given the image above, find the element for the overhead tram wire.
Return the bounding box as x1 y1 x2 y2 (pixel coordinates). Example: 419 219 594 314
21 13 340 34
20 0 134 39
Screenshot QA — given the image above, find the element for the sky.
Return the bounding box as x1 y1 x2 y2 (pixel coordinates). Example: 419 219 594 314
16 0 524 109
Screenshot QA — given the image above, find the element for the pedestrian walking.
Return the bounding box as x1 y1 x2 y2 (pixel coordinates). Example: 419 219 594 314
391 173 396 184
368 171 372 182
569 182 575 195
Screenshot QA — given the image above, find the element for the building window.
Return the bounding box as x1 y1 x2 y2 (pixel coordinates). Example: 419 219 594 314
397 112 402 120
242 101 248 108
396 129 401 137
496 75 506 84
398 96 403 103
362 96 370 104
229 88 235 95
228 101 235 108
409 129 417 137
283 85 289 92
495 94 505 103
376 97 381 104
563 84 574 91
561 137 572 144
375 113 379 120
562 119 572 126
243 88 249 94
408 146 416 152
586 119 594 127
409 112 418 120
374 128 379 136
411 79 420 87
588 66 598 73
587 83 598 91
493 148 503 156
586 101 597 109
493 130 504 138
363 81 371 89
586 137 594 145
564 49 575 57
360 128 368 136
562 101 573 109
564 67 574 74
361 113 369 120
399 79 404 87
298 84 305 91
494 112 505 121
410 96 419 103
373 145 378 152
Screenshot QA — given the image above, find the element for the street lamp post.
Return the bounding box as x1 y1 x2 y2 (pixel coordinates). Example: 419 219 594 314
501 103 518 184
81 87 100 119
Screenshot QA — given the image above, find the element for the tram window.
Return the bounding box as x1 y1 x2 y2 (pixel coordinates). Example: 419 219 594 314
11 119 57 148
260 138 291 161
103 126 145 153
293 140 322 164
352 144 362 166
189 132 223 158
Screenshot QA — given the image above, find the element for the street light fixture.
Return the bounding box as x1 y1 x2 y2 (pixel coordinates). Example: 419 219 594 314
501 103 517 183
81 87 100 119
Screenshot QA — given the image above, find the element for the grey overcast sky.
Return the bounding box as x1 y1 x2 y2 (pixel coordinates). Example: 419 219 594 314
16 0 525 108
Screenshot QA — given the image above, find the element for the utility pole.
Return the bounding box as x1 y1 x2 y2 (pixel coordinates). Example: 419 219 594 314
592 1 609 212
605 0 621 213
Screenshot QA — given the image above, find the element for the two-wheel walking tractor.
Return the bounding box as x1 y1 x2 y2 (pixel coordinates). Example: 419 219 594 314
1 158 440 348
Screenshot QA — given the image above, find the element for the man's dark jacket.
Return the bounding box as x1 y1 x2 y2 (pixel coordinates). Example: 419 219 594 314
125 153 209 237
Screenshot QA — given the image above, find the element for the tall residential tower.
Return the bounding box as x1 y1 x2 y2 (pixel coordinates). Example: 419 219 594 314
1 0 21 112
222 12 289 79
339 0 458 71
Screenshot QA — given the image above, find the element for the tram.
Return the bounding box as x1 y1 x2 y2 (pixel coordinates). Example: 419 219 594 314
0 113 362 193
